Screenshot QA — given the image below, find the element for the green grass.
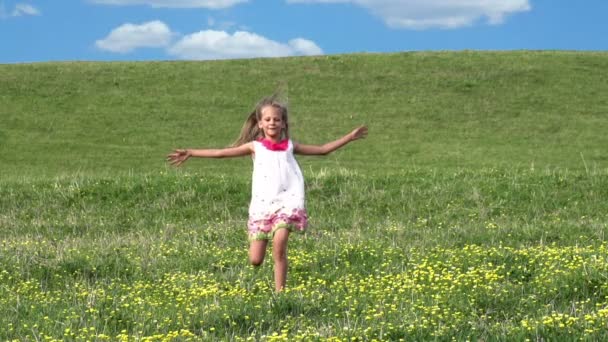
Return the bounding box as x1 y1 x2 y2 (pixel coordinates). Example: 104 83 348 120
2 51 608 340
2 51 608 179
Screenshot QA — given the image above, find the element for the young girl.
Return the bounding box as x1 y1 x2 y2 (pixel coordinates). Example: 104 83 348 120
167 96 367 292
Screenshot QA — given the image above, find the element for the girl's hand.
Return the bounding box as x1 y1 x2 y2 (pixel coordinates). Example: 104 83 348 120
349 125 368 141
167 149 191 167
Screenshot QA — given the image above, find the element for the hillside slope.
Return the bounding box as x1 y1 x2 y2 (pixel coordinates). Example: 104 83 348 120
1 51 607 178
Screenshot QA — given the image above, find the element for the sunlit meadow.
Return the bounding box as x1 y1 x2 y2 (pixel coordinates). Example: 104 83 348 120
2 168 608 340
2 51 608 340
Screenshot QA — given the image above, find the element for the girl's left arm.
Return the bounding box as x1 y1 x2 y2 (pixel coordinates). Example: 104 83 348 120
294 125 367 156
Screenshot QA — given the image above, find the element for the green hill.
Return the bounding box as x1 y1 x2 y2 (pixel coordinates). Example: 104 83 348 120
2 51 608 179
3 51 608 340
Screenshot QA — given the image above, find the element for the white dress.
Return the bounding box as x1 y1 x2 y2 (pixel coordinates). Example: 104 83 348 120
247 139 308 240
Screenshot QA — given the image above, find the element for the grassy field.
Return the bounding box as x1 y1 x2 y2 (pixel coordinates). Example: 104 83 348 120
2 51 608 178
2 51 608 340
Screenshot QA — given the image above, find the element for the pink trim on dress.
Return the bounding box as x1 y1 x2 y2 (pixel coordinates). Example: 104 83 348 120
247 208 308 235
258 138 289 151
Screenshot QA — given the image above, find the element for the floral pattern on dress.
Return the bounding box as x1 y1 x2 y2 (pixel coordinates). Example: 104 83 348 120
247 208 307 240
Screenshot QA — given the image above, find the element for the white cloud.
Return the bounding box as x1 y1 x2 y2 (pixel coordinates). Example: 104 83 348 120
168 30 323 60
288 38 323 55
95 20 323 59
1 2 40 18
12 3 40 16
287 0 531 29
89 0 247 9
96 20 173 53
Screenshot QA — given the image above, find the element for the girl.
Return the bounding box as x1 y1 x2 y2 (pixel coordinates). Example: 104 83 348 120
167 96 367 292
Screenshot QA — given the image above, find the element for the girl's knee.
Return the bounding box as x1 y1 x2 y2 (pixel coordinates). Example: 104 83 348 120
272 243 288 261
249 240 268 266
273 250 287 263
250 260 263 267
249 254 265 266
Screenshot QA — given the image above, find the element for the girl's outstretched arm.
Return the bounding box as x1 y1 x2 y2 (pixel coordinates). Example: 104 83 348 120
167 142 253 167
294 125 367 156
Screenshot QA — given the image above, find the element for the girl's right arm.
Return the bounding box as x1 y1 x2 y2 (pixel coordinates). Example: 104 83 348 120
167 142 253 167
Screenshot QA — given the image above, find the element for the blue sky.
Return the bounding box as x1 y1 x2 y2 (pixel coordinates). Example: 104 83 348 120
1 0 607 63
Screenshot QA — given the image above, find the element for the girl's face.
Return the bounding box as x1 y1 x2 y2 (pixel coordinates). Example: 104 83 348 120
258 105 285 140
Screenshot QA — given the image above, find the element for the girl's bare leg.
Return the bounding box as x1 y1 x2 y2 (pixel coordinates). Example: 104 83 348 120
249 239 268 266
272 228 290 292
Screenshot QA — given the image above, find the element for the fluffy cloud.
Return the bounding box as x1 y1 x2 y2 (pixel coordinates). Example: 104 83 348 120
89 0 247 9
288 38 323 55
287 0 531 29
1 3 40 18
95 20 173 53
168 30 323 60
12 3 40 16
95 21 323 59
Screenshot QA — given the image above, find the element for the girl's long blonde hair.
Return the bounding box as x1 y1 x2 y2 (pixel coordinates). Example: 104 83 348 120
232 95 290 147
